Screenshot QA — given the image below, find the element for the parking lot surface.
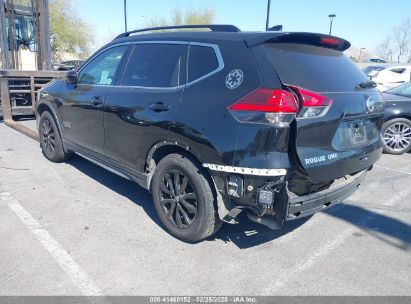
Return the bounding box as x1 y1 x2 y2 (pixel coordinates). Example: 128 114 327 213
0 122 410 296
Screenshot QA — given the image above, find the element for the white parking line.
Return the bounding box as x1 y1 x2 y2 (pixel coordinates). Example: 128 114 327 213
264 187 411 293
375 165 411 175
1 192 103 296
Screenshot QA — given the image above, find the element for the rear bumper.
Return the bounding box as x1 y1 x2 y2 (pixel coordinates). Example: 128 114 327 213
286 169 368 221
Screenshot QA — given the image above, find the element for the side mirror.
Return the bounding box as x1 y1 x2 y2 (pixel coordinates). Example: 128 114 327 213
66 70 78 84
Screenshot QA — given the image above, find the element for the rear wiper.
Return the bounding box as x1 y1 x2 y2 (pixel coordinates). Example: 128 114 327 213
358 80 377 89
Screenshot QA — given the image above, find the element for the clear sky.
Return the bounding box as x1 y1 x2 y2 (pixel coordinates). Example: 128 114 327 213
74 0 411 53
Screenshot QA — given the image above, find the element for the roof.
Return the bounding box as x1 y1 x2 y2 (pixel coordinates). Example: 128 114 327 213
102 24 350 51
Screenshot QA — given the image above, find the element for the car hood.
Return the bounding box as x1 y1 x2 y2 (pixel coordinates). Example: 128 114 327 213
382 93 411 103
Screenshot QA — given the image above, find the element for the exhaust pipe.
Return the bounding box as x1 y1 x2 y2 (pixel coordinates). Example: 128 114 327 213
247 212 281 230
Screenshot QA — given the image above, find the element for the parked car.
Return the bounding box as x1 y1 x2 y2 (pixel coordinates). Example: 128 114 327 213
362 65 386 77
371 65 411 91
36 24 384 242
382 82 411 154
53 60 84 71
368 58 387 63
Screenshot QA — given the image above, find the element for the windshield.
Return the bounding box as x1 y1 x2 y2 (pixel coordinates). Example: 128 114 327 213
385 82 411 97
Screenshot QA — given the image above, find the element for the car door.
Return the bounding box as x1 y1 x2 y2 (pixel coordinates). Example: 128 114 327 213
103 42 187 172
59 44 128 156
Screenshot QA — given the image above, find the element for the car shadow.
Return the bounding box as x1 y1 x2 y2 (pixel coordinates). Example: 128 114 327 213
324 203 411 251
66 155 309 248
209 213 310 249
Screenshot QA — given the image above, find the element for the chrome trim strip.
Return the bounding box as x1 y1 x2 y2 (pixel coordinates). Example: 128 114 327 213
77 40 224 90
203 163 287 176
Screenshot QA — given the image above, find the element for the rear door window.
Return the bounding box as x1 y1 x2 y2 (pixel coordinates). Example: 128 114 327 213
120 43 186 88
261 43 368 92
188 45 219 83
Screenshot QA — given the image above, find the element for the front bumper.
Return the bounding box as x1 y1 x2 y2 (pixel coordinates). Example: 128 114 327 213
285 169 368 221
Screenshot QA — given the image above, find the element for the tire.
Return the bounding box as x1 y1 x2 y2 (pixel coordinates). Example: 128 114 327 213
381 118 411 155
151 154 222 242
39 111 72 162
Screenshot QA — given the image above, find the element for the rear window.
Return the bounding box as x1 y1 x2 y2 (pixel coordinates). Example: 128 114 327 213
188 45 219 83
261 43 368 92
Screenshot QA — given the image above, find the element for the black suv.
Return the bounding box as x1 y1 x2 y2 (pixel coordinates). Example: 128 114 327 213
36 25 384 242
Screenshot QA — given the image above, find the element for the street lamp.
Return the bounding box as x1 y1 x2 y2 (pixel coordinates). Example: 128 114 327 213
265 0 271 30
328 14 336 35
124 0 128 32
359 48 366 62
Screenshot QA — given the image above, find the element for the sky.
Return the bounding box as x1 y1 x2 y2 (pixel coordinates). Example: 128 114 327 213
74 0 411 53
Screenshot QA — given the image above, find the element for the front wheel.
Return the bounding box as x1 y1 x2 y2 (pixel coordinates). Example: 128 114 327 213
39 111 72 162
382 118 411 155
151 154 221 242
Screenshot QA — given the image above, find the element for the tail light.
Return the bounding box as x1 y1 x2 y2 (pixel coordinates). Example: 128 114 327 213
227 88 298 125
228 86 332 124
290 86 333 118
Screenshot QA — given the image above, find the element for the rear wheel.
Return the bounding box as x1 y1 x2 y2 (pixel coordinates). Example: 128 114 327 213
382 118 411 155
39 111 72 162
151 154 221 242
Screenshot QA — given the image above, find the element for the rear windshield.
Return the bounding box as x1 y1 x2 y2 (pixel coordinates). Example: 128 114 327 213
262 43 368 92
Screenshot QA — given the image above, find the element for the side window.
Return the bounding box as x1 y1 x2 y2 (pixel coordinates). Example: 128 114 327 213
120 43 185 88
188 45 219 83
78 45 127 85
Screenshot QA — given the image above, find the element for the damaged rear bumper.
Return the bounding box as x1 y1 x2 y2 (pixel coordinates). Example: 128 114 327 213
286 169 368 221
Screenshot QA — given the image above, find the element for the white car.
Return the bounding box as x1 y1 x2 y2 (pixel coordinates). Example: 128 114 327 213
371 65 411 91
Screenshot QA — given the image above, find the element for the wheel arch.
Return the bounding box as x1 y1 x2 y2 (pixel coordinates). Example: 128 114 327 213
145 141 205 183
36 102 63 137
145 141 231 220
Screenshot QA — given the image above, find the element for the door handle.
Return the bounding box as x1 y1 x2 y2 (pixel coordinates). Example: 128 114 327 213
149 102 170 112
90 96 103 106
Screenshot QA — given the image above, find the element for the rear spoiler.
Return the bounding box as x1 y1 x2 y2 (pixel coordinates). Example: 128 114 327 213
245 32 351 52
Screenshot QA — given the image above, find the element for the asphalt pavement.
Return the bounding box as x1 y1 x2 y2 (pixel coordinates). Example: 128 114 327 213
0 122 410 296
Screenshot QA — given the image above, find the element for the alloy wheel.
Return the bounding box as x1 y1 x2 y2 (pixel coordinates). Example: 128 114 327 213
159 169 198 229
41 118 56 155
383 122 411 152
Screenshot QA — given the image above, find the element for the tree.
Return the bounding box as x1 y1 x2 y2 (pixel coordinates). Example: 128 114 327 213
393 17 411 63
48 0 93 59
376 16 411 63
375 36 394 62
145 7 216 29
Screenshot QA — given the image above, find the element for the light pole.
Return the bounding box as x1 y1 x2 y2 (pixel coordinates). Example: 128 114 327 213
124 0 128 32
328 14 336 35
359 48 366 62
265 0 271 30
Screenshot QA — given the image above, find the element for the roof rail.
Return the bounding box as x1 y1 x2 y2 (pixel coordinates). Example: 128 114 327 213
114 24 241 39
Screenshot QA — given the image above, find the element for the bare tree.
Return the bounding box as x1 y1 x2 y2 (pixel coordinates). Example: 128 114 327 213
393 17 411 63
376 16 411 63
375 35 395 61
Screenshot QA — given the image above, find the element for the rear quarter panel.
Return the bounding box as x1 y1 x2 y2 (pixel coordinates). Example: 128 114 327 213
171 40 264 166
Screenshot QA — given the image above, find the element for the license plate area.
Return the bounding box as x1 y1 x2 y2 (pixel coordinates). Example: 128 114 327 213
350 120 368 145
332 118 379 149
